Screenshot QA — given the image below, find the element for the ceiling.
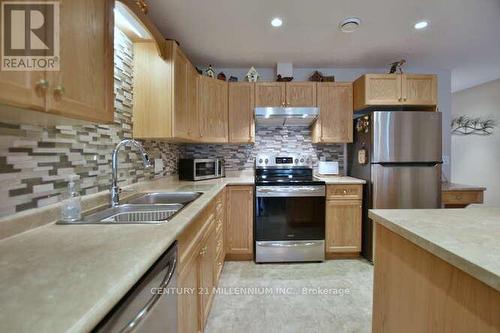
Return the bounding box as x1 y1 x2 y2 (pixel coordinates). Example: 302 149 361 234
146 0 500 92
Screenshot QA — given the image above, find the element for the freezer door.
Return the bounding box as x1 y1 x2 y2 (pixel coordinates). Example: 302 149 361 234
372 164 441 208
372 111 442 163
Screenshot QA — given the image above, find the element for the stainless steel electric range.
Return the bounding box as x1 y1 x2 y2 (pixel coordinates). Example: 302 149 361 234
254 155 326 263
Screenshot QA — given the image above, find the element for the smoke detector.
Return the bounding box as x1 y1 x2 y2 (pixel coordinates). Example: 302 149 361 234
339 17 361 33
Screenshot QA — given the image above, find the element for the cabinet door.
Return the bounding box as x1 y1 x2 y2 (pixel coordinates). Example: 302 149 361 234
255 82 285 107
325 200 362 253
363 74 402 106
0 71 46 111
186 65 200 140
45 0 114 122
402 74 437 106
173 46 190 139
225 186 254 256
133 42 172 139
178 258 199 333
315 83 353 143
228 82 255 143
198 225 217 329
199 77 228 142
286 82 317 107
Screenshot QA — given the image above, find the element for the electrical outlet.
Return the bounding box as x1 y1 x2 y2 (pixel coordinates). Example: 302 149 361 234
442 155 450 165
154 159 164 173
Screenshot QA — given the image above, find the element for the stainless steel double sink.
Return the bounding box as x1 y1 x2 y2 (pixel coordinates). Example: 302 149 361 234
57 192 201 225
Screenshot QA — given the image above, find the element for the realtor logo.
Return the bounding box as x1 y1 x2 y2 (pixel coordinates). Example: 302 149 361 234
1 1 60 71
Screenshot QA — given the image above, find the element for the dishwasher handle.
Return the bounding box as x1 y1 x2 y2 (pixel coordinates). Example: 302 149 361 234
121 256 177 333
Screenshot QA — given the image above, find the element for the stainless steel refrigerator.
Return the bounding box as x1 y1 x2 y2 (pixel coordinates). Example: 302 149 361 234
347 111 442 262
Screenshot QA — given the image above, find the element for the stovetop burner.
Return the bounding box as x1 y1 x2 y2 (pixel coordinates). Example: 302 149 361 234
255 155 325 186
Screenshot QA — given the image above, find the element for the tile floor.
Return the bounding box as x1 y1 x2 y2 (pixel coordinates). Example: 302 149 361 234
205 259 373 333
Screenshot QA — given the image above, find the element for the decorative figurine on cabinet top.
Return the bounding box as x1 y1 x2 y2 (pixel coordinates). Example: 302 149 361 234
217 72 226 81
228 76 238 82
205 65 216 78
388 59 406 74
246 67 260 82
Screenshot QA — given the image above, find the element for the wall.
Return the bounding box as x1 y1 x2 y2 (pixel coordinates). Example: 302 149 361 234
451 78 500 207
0 29 179 218
213 66 452 178
181 127 344 172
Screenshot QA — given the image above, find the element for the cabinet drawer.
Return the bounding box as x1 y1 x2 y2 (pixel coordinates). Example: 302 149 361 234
327 185 362 200
442 191 483 205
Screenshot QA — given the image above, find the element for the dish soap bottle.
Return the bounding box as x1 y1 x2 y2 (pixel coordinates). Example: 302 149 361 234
61 174 81 222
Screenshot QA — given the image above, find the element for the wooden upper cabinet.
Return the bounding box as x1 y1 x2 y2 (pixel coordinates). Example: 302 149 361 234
312 82 353 143
199 76 228 143
0 71 46 112
133 42 172 139
353 74 401 110
225 186 254 258
46 0 114 122
325 200 362 254
353 73 437 111
402 74 437 106
0 0 114 123
286 82 317 107
228 82 255 143
186 65 200 139
255 82 286 107
173 46 190 139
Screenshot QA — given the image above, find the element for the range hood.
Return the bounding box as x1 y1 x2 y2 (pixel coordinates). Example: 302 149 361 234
255 107 319 126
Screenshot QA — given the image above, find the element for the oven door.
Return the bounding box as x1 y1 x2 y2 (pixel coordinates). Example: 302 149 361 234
255 185 325 241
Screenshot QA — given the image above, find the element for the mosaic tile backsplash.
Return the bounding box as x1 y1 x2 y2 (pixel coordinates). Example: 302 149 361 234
0 29 344 218
181 127 344 171
0 29 179 217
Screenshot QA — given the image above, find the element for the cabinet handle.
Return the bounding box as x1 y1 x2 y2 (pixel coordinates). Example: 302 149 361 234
199 246 208 256
35 79 49 93
403 97 407 101
218 262 223 266
398 97 402 102
53 85 65 97
343 190 348 195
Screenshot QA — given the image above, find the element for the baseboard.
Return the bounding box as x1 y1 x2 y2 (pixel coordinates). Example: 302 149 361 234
326 252 360 260
225 253 253 261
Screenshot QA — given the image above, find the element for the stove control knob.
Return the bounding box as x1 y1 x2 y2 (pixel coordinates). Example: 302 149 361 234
300 158 304 163
258 159 263 164
294 158 299 164
264 159 268 164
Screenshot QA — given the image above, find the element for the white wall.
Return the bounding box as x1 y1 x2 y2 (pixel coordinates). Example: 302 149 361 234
451 78 500 207
213 66 452 178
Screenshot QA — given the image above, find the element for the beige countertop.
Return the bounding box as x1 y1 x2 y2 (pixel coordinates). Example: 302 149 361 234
0 177 249 333
0 173 364 332
442 182 486 192
369 208 500 292
314 175 366 184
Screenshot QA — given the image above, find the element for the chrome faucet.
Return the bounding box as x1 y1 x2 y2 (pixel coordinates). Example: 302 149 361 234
111 139 151 207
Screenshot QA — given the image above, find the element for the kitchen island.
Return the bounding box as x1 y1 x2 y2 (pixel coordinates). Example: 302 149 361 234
369 208 500 333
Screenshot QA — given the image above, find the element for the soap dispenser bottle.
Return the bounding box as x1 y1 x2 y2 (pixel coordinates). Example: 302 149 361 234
61 174 81 222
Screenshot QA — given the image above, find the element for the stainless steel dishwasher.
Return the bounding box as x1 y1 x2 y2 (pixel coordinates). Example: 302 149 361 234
94 242 177 333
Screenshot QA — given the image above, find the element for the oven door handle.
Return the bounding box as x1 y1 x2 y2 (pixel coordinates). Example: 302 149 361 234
257 241 321 248
256 185 325 197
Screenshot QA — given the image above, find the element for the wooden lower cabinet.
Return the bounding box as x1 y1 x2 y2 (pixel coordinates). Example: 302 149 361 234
177 255 199 333
198 223 217 328
225 186 254 260
177 190 226 333
325 185 363 257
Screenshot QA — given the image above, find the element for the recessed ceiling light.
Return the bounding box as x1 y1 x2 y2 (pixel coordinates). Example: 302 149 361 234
271 17 283 27
414 20 429 30
339 17 361 33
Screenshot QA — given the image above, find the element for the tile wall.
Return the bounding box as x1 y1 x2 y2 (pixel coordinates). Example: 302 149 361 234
0 29 344 218
180 127 344 171
0 29 179 217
